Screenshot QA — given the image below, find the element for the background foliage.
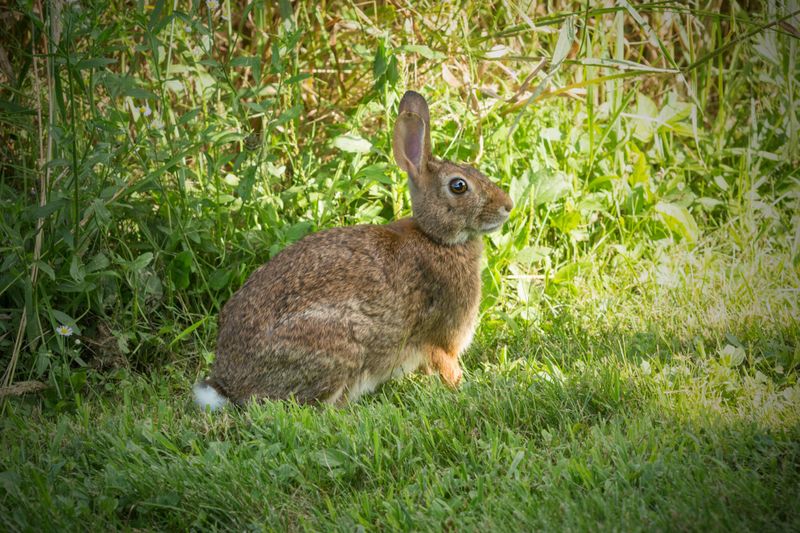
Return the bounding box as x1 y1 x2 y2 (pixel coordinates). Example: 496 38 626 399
0 0 799 528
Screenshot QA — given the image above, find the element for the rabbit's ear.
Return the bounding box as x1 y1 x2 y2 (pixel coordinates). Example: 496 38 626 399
393 91 432 182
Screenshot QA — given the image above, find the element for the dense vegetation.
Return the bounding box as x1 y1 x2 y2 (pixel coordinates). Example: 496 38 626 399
1 0 798 530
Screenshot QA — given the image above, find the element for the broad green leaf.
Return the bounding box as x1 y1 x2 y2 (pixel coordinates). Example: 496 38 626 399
130 252 154 271
552 261 587 284
632 93 658 143
274 105 302 126
209 269 232 291
655 202 700 242
51 309 81 334
399 44 445 60
373 43 387 78
285 221 313 243
69 255 85 283
333 134 372 154
551 16 575 67
509 174 531 206
629 146 650 187
169 251 192 290
719 344 746 367
553 209 581 234
75 57 117 70
358 163 392 185
515 245 552 265
531 170 571 207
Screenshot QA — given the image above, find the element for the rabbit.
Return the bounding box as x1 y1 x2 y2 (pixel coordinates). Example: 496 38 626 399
194 90 513 410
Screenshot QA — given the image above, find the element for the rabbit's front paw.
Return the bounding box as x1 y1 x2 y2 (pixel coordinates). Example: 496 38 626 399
429 347 463 388
440 362 463 388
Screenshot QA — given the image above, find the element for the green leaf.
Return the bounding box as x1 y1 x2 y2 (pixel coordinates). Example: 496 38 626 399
130 252 154 271
169 251 192 290
51 309 81 335
399 44 445 60
285 221 313 243
209 269 232 291
270 41 283 74
121 86 157 100
551 16 575 67
386 56 399 86
177 108 201 126
629 146 650 187
75 57 117 70
357 163 392 185
35 261 55 280
632 93 658 143
515 246 551 265
373 43 387 78
91 199 111 228
274 105 302 126
30 197 68 219
237 166 257 201
69 255 85 283
333 134 372 154
532 171 571 207
552 209 581 234
719 344 746 367
552 261 587 284
509 174 531 207
86 253 110 273
285 73 310 84
655 202 700 242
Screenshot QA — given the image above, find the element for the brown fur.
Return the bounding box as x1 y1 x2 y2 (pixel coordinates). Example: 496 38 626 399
205 91 512 405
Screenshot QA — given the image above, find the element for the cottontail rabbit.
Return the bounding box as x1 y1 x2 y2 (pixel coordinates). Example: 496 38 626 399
194 90 512 409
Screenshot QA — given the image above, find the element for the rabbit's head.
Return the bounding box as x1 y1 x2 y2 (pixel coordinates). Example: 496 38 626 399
393 91 513 245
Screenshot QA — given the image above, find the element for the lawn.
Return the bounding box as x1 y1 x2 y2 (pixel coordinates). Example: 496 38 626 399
1 0 799 530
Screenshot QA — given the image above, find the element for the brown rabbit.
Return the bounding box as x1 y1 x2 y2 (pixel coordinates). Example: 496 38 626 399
194 91 513 409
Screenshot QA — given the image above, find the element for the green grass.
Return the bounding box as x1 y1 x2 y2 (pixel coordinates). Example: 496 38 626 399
1 0 799 530
3 294 799 530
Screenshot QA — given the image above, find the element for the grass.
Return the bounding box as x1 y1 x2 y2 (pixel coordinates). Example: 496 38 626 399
1 0 799 530
3 286 799 530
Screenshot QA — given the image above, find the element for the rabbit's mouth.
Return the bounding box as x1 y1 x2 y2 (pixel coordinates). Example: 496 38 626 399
478 220 506 233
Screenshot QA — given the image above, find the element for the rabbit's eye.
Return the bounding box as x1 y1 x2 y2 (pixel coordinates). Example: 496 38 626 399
449 178 468 194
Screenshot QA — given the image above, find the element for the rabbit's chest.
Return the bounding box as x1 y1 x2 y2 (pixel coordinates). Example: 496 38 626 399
415 250 482 347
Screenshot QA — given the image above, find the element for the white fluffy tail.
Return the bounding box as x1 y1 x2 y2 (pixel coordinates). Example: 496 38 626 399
193 381 228 411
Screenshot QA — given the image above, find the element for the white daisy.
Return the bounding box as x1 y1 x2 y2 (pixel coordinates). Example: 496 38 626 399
56 325 74 337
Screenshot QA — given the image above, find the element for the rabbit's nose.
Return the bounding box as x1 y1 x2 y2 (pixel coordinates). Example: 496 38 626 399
501 197 514 214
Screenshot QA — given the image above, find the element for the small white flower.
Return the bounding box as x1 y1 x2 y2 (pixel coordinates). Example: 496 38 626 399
138 102 152 117
56 325 74 337
206 0 219 10
184 23 192 33
677 182 686 191
221 12 230 21
151 117 165 130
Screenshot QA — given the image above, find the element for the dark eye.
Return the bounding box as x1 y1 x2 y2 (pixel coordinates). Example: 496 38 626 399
449 178 468 194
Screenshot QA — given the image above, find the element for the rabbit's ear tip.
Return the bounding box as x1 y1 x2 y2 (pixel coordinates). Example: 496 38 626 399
399 90 430 117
